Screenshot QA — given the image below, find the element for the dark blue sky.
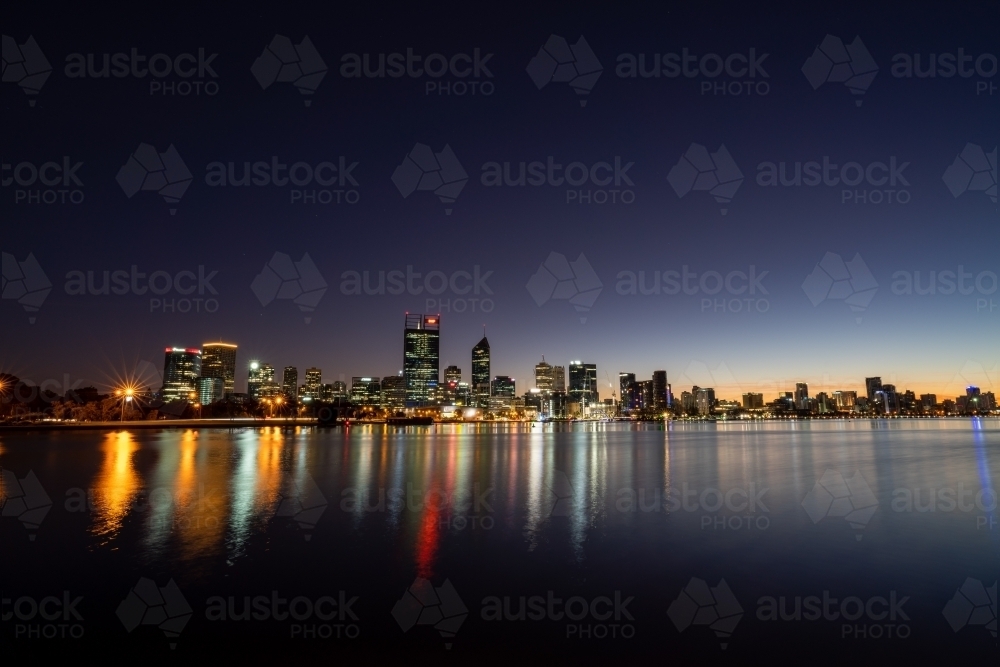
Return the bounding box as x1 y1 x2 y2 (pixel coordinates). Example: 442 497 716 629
3 1 997 400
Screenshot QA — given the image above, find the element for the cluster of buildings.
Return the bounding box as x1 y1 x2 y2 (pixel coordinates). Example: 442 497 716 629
158 318 995 420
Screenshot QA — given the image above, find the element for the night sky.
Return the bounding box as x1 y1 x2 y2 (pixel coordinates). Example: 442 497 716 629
3 1 997 400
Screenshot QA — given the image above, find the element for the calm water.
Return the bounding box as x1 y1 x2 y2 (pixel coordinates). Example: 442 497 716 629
2 420 997 664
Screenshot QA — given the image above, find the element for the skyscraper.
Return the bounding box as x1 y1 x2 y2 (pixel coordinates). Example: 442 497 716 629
696 387 716 415
404 314 440 407
652 370 668 411
535 357 554 394
282 366 298 400
794 382 809 409
552 366 566 393
351 377 382 405
444 366 462 383
490 376 515 409
259 363 279 397
304 368 322 400
201 343 237 395
569 362 598 410
865 377 883 402
196 376 223 405
248 361 263 399
161 347 202 401
472 335 490 408
619 372 636 413
742 392 764 409
381 375 406 410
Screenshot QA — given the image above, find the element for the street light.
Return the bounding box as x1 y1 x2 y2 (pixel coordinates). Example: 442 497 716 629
115 385 136 422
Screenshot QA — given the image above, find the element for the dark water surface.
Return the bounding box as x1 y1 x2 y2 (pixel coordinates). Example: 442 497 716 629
2 420 997 664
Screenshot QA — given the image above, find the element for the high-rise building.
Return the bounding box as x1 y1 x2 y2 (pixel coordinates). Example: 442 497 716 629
332 381 347 399
302 368 322 400
472 335 490 408
381 375 406 410
259 363 279 397
351 377 381 406
161 347 202 401
535 357 554 394
652 371 668 411
638 380 653 411
696 387 716 415
282 366 298 400
490 376 515 410
619 373 636 413
865 377 883 402
444 366 462 383
742 392 764 409
919 393 937 408
794 383 809 409
248 361 263 399
568 362 598 410
404 314 440 406
833 391 857 409
196 376 224 405
201 343 237 395
551 366 565 393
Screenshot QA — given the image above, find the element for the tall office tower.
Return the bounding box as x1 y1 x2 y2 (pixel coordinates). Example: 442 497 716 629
638 380 653 411
404 314 440 406
444 366 462 383
681 391 695 411
865 377 883 402
535 357 554 393
919 393 937 408
381 375 406 410
568 362 598 409
696 387 716 415
742 393 764 409
652 371 668 411
282 366 298 399
619 373 636 413
248 361 263 399
303 368 322 400
879 384 899 413
832 390 857 408
201 343 237 395
331 381 347 399
816 392 832 414
196 376 224 405
794 382 809 409
161 347 202 401
258 363 279 397
552 366 566 393
490 376 516 409
472 335 490 408
351 377 382 406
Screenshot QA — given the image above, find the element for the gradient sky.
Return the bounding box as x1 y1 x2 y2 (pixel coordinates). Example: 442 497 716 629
3 1 997 401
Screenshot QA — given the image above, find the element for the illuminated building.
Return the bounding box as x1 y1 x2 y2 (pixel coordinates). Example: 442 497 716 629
552 366 565 393
201 343 237 395
794 382 809 410
351 377 381 406
652 370 668 411
282 366 298 399
472 335 490 408
619 372 636 413
404 314 440 407
568 361 598 411
865 377 883 402
303 368 322 400
247 362 263 399
696 387 715 415
535 357 553 394
381 375 406 410
196 376 224 404
161 347 202 401
742 392 764 409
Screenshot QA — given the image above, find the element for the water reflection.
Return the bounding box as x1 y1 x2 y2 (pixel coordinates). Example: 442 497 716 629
90 431 140 545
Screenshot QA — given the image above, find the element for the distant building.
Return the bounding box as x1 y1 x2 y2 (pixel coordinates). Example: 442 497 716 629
696 387 715 415
552 366 566 393
569 362 598 411
162 347 202 401
351 377 381 406
331 381 347 399
282 366 298 400
742 392 764 409
381 375 406 410
535 358 554 394
196 376 224 405
619 373 636 414
919 393 937 408
472 336 490 408
404 314 440 406
304 368 322 400
834 391 857 409
444 366 462 383
865 377 883 402
490 376 516 409
638 380 653 412
794 383 809 410
201 343 237 395
652 371 668 411
247 361 263 399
